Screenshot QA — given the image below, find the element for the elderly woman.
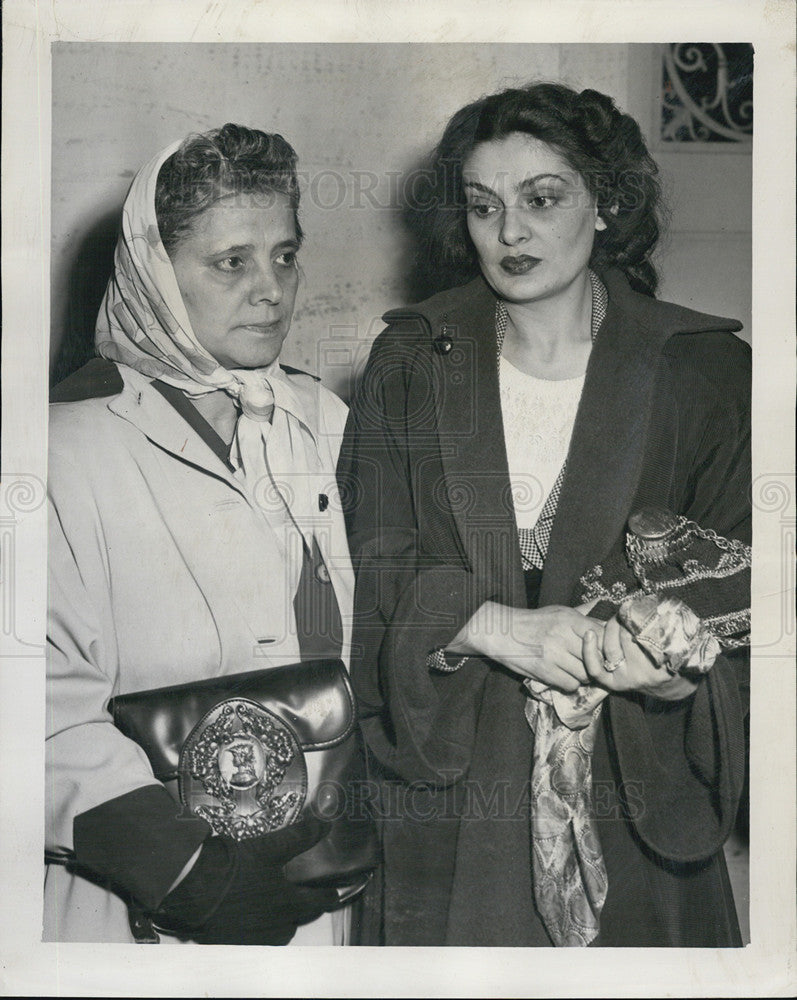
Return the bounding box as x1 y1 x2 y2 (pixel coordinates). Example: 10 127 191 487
339 84 750 947
45 124 358 944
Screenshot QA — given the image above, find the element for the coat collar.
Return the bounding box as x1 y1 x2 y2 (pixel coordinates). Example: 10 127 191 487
384 269 741 348
107 366 249 496
60 360 327 502
386 270 741 606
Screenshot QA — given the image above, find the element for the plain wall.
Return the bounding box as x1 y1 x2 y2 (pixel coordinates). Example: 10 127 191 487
51 43 752 398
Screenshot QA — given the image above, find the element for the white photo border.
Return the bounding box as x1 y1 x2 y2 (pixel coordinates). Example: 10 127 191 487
1 1 794 996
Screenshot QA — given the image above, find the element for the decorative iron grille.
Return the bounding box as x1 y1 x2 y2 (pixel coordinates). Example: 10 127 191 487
661 43 753 143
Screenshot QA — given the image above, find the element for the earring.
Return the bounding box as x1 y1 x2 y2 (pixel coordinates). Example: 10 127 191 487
596 203 619 231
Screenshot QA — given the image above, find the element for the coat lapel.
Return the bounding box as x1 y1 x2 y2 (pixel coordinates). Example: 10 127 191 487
107 367 249 500
537 285 660 604
410 278 527 607
538 269 741 606
404 270 741 611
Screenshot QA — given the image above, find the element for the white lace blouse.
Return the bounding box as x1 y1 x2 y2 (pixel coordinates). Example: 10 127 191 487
499 359 585 531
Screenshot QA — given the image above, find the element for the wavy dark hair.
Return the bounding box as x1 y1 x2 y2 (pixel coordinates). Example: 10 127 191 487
155 123 303 255
413 82 663 297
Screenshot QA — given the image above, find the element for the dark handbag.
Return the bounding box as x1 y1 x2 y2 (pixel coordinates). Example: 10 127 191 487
109 658 379 896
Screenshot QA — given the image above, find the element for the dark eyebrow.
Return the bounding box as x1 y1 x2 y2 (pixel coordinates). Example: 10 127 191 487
208 243 256 257
463 180 499 196
463 173 568 199
518 173 567 189
207 238 301 257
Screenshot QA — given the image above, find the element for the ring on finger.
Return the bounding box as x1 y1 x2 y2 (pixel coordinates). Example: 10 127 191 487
603 655 626 673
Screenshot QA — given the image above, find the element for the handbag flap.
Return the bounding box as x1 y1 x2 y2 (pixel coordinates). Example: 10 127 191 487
109 658 355 782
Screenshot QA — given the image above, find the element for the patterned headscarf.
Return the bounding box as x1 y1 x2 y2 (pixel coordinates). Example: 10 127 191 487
95 138 317 510
96 139 281 418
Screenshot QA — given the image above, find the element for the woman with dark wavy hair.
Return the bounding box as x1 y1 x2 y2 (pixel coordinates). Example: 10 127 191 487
46 125 360 944
340 83 750 946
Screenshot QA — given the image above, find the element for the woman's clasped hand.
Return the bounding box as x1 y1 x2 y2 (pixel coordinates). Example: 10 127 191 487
448 602 599 692
450 602 697 701
582 616 699 702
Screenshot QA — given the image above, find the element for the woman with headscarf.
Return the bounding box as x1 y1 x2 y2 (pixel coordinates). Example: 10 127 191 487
339 83 750 947
45 124 357 945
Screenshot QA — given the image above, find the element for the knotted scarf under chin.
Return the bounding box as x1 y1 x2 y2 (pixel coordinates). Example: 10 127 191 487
226 367 320 561
229 370 278 494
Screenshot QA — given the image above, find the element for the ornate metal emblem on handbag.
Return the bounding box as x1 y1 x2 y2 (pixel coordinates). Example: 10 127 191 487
180 697 307 840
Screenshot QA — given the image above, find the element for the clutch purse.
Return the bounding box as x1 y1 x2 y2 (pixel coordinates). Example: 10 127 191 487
109 658 379 896
580 505 751 673
537 506 752 729
623 507 751 648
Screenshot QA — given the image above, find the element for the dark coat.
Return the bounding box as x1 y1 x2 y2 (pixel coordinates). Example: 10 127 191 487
339 270 750 947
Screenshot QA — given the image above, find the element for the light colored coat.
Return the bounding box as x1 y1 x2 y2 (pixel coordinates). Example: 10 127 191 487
45 363 354 943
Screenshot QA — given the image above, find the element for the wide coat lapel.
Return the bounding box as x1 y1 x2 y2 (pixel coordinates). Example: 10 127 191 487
383 271 743 614
107 366 249 497
413 277 527 608
539 269 742 607
103 368 302 666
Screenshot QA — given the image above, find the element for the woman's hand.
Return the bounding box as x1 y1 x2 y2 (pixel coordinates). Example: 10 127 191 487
583 615 699 701
447 601 604 693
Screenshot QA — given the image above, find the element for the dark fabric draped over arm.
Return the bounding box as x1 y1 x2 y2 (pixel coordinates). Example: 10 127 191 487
338 325 494 786
608 331 751 862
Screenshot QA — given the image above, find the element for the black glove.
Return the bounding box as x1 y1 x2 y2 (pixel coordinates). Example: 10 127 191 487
154 817 340 945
